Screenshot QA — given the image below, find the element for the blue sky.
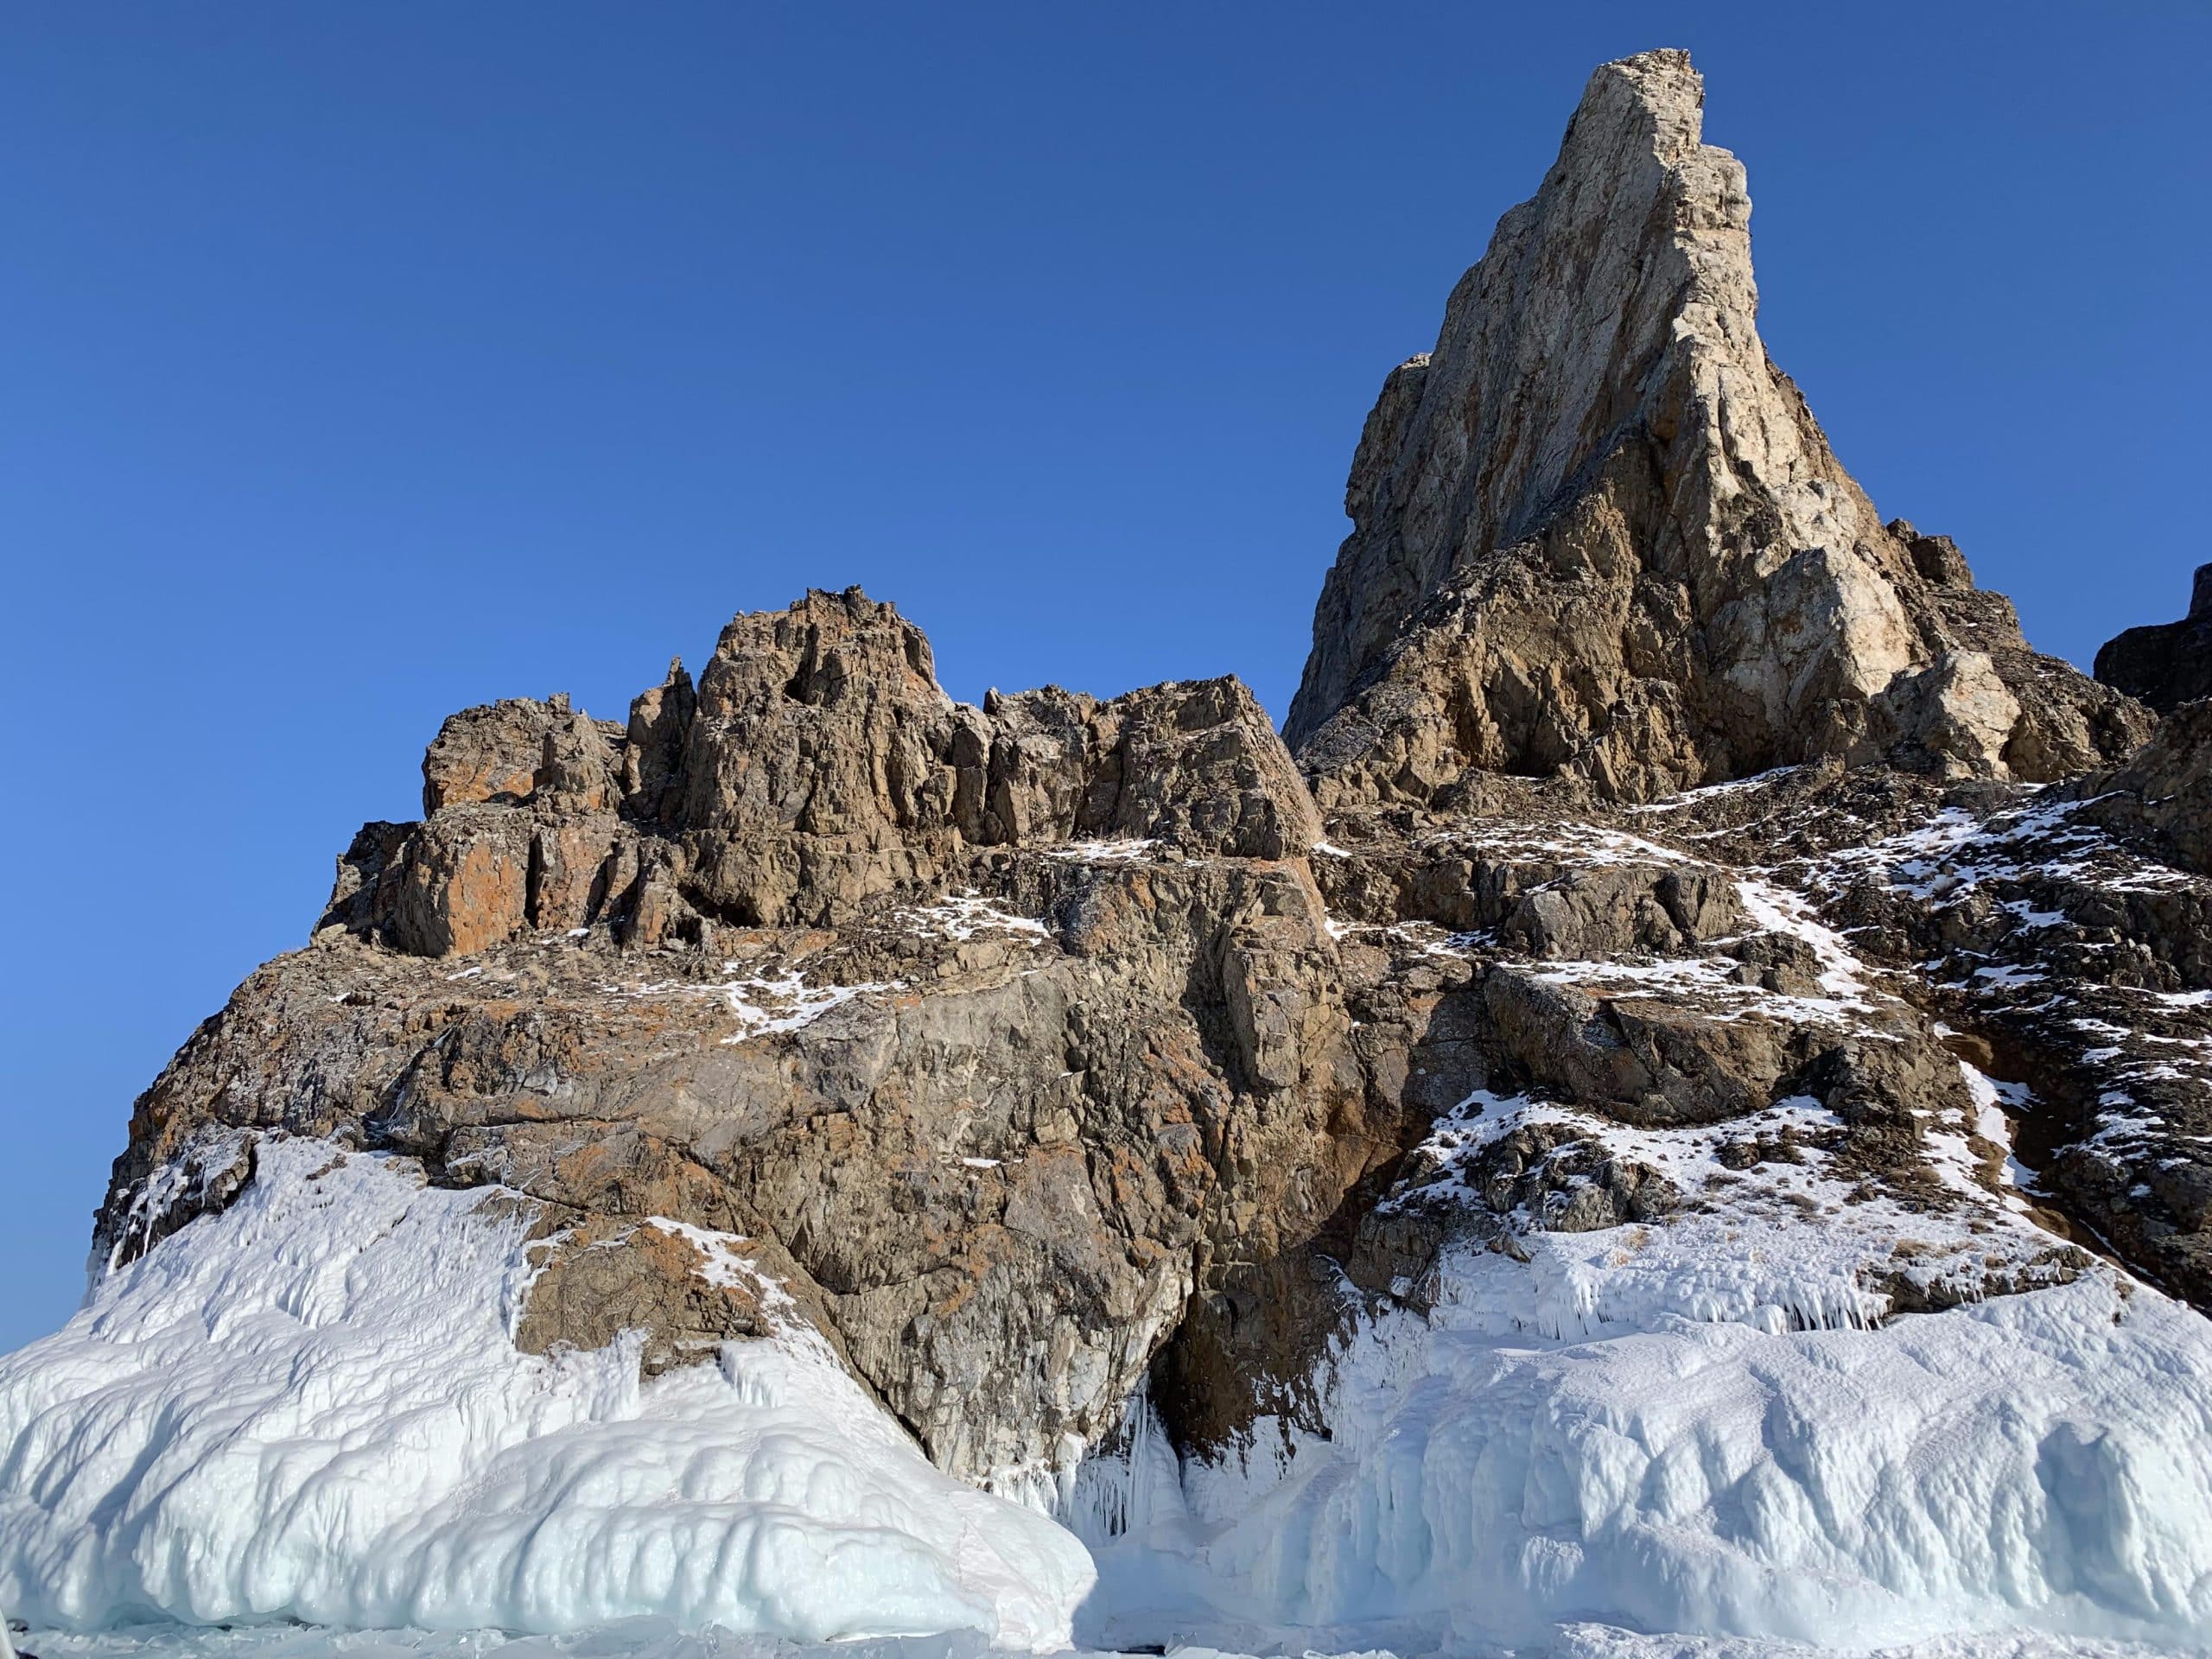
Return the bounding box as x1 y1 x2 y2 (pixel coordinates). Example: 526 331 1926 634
3 2 2207 1350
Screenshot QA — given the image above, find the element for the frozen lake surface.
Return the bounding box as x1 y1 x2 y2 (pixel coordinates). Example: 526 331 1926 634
14 1618 2209 1659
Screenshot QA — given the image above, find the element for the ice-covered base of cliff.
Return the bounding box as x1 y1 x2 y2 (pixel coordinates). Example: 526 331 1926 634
0 1139 1088 1650
1064 1235 2212 1655
9 1135 2212 1659
9 1614 2205 1659
1048 1089 2212 1653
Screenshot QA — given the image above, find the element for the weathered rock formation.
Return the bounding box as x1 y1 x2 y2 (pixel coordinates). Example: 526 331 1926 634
321 588 1319 962
1286 50 2145 806
94 49 2208 1511
2094 563 2212 713
2072 698 2212 877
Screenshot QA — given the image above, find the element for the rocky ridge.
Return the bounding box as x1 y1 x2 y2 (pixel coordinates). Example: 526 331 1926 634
2094 563 2212 712
96 48 2209 1513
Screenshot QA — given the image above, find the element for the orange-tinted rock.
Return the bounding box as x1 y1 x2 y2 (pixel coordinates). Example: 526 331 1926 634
422 698 562 813
387 808 531 957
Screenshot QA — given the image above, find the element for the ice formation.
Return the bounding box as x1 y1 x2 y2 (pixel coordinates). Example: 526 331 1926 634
0 1140 1089 1650
1064 1195 2212 1655
16 1024 2212 1659
13 1621 2211 1659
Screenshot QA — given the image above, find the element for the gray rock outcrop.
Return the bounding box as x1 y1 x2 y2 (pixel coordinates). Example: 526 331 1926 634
1286 49 2145 807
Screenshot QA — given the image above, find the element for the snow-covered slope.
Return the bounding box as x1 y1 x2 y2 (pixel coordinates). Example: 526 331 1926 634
1063 1096 2212 1655
0 1140 1090 1650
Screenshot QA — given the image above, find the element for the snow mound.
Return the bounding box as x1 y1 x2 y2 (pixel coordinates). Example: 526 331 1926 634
0 1140 1090 1649
1071 1235 2212 1653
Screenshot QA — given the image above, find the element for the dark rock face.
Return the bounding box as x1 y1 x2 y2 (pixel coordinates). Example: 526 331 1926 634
99 48 2209 1503
2072 699 2212 876
2095 565 2212 712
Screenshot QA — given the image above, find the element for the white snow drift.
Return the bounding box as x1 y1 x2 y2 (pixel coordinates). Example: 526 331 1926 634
0 1139 1089 1649
1063 1097 2212 1655
10 1113 2212 1656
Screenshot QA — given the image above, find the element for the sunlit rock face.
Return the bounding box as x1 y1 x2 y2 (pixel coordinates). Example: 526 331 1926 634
9 46 2212 1659
1287 49 2144 807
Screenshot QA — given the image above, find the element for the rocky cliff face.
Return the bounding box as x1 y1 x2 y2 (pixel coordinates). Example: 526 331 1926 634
320 588 1320 965
1286 50 2144 806
93 49 2210 1516
121 590 1344 1484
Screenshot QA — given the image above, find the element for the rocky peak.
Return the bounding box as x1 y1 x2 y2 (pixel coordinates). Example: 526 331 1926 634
420 695 623 816
672 587 969 926
319 585 1320 957
1288 48 2145 805
2094 562 2212 712
620 657 696 824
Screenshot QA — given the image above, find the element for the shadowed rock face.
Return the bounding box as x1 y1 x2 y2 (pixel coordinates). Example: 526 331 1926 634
2095 563 2212 714
2072 699 2212 878
1287 50 2145 806
94 49 2211 1501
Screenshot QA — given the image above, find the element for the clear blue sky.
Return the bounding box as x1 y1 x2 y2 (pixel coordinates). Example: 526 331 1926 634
3 3 2207 1350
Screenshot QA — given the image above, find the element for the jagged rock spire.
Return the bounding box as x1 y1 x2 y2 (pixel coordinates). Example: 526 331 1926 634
1289 48 2144 804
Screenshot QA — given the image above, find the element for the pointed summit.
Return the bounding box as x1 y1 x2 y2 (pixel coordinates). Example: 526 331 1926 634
1289 49 2144 804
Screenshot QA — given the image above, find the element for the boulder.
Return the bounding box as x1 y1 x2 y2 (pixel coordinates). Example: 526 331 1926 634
423 696 564 813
